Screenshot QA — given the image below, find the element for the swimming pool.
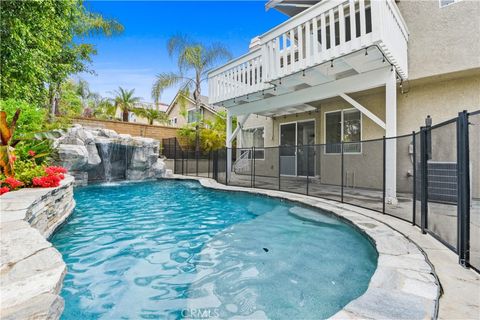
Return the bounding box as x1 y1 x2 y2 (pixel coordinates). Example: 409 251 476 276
51 180 377 319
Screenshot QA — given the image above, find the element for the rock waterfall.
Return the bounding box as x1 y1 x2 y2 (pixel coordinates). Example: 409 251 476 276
54 125 170 185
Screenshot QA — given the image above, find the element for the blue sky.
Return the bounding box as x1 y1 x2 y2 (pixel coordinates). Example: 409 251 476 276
78 1 287 104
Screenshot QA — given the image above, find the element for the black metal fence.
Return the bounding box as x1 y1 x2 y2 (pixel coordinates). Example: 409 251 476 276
162 137 216 178
161 137 180 159
163 110 479 272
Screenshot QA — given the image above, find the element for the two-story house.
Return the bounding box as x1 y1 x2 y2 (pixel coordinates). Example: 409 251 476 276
207 0 479 203
165 92 225 127
124 102 169 124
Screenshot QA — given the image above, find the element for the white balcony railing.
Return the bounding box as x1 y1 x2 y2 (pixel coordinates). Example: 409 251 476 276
208 0 408 104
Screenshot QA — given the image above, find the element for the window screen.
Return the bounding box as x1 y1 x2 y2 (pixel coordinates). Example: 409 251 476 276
241 127 265 159
325 109 361 153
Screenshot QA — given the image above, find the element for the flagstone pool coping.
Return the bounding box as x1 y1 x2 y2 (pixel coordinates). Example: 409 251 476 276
0 175 75 320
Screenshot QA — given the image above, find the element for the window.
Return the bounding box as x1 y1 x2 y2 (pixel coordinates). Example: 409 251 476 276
170 117 177 127
129 112 136 123
439 0 460 7
325 109 361 154
187 108 203 123
325 112 342 153
241 127 264 159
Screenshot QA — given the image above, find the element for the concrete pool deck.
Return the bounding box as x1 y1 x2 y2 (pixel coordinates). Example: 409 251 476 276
171 175 480 319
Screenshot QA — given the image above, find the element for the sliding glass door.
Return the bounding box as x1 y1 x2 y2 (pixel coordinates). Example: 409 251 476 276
297 121 315 176
280 121 315 176
280 123 296 176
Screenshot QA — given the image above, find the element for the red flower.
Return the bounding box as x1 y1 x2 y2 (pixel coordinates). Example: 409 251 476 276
0 186 10 195
45 166 67 177
33 174 61 188
32 166 67 188
4 177 23 189
9 155 17 162
28 150 36 157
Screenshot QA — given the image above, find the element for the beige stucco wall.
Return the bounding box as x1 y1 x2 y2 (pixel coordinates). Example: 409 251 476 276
130 115 167 126
396 0 480 80
239 72 479 193
397 71 480 134
166 100 218 127
470 111 480 200
241 72 479 145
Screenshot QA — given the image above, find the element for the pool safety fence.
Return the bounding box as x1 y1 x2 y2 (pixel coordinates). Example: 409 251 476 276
164 110 479 273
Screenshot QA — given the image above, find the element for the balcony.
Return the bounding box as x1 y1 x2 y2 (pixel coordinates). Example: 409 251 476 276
208 0 408 105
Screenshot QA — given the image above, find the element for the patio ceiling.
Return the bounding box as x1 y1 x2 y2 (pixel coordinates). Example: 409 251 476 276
265 0 321 17
223 46 391 118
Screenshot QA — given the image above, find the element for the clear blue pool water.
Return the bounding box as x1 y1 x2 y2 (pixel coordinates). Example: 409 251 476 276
51 180 377 319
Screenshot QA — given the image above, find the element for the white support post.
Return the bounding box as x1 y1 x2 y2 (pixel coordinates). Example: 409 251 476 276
226 111 233 182
385 68 397 204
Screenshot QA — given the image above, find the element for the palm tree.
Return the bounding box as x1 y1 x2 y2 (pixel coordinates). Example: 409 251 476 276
151 35 231 152
113 87 141 122
133 108 168 125
93 98 116 119
88 92 102 109
76 79 91 110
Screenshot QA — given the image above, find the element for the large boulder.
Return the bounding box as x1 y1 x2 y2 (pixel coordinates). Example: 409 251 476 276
126 158 166 180
97 128 119 139
77 128 95 144
129 137 160 171
85 143 101 168
56 136 84 146
57 145 88 171
151 159 166 178
56 126 102 171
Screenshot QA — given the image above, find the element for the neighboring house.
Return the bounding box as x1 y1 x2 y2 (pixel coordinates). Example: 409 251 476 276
207 0 479 202
165 92 225 127
114 102 169 124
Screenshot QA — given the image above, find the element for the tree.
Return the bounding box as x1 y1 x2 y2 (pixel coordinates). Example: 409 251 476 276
200 112 228 151
88 92 102 109
113 88 141 122
0 0 123 107
57 80 83 117
76 79 91 110
177 111 234 152
151 35 231 153
133 108 169 125
93 98 116 120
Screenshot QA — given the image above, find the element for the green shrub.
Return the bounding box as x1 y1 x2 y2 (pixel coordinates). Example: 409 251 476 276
0 99 46 139
15 139 57 165
14 160 46 187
